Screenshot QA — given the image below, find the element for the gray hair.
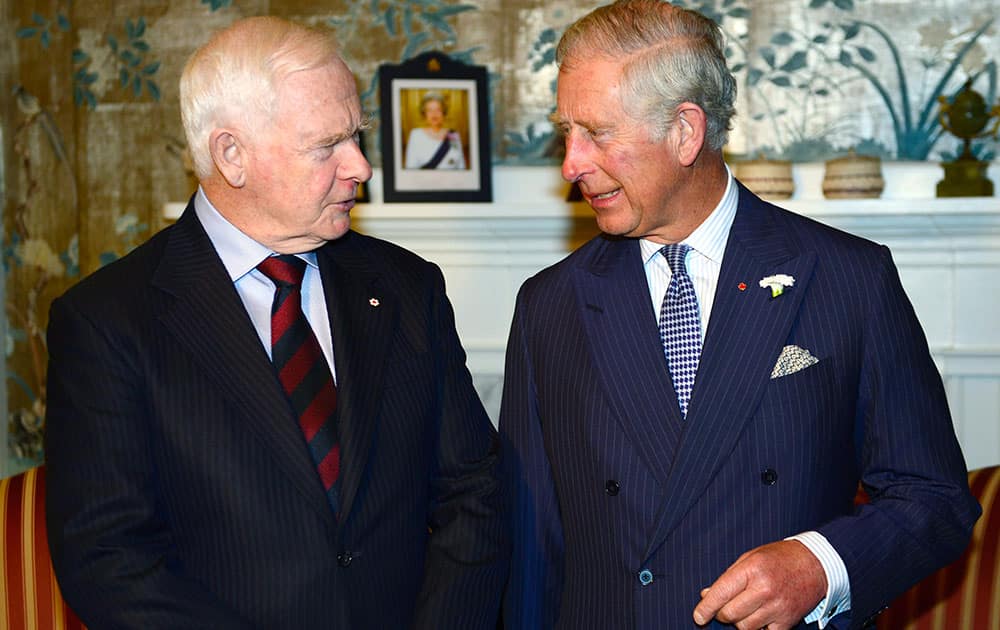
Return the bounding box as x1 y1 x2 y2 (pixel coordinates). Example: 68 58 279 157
179 16 342 178
419 91 448 117
556 0 736 150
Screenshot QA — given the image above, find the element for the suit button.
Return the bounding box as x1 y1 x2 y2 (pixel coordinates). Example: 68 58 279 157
638 569 653 586
337 552 353 567
761 468 778 485
605 480 620 496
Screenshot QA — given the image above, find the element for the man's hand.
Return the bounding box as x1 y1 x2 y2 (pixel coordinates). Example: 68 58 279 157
692 540 827 629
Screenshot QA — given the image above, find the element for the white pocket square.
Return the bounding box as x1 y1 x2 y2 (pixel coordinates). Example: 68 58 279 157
770 345 819 379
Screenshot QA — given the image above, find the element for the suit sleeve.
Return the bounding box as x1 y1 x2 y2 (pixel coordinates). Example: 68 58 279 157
498 284 566 630
816 245 980 628
410 263 510 630
44 293 254 629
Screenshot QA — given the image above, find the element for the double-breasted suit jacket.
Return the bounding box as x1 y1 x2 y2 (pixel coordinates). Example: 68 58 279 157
45 202 508 629
500 183 979 629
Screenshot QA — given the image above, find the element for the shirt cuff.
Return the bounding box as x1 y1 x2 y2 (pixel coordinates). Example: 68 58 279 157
786 531 851 628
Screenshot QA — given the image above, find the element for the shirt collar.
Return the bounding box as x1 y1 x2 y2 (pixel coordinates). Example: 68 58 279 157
193 186 318 281
640 165 738 265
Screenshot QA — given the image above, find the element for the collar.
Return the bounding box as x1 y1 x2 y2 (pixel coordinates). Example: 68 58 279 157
640 164 738 265
194 187 319 280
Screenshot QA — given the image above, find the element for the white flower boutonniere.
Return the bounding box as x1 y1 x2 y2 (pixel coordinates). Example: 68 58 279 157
759 274 795 298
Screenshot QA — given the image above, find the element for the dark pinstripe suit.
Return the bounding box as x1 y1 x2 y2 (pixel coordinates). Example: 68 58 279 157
500 183 979 629
45 204 508 629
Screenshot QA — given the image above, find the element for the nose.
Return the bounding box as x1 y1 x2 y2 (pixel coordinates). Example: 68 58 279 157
342 139 373 184
561 131 591 183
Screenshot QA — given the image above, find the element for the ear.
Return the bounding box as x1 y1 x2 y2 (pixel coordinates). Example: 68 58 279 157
674 103 708 167
209 129 247 188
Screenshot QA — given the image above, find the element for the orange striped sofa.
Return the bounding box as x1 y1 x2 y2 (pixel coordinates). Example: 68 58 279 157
2 465 998 629
1 466 85 630
875 464 1000 629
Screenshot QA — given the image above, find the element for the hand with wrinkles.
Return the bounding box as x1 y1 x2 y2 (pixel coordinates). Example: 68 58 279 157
693 540 827 630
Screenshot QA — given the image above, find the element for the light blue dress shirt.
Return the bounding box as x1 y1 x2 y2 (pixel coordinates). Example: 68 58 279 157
192 187 337 382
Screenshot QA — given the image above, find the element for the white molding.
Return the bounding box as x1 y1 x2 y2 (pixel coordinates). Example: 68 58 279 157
159 163 1000 466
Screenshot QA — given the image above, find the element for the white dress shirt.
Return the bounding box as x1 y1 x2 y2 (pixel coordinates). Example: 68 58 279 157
639 168 850 627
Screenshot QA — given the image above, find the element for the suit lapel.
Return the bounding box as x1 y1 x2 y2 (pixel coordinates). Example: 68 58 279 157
575 237 682 486
152 205 336 526
644 186 817 557
316 234 394 522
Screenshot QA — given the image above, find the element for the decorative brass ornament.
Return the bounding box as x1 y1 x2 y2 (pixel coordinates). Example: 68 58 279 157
936 80 1000 197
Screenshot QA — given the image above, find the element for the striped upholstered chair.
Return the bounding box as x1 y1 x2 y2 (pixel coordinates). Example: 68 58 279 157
875 464 1000 629
1 466 86 630
3 465 997 629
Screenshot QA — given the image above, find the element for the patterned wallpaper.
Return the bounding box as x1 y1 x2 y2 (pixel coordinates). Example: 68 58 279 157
1 0 997 473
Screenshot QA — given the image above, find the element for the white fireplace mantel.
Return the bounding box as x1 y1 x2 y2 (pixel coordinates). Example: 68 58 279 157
164 162 1000 469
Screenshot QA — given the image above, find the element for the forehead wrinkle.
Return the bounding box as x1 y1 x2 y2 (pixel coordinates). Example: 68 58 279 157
557 62 657 139
557 60 623 105
554 96 620 133
298 100 368 152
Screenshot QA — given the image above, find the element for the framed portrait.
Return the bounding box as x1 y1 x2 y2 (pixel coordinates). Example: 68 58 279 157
379 51 492 203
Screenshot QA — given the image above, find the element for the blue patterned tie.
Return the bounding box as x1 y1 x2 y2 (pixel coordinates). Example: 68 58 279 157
658 244 702 418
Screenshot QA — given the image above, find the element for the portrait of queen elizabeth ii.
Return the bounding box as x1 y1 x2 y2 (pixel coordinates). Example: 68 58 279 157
403 90 469 170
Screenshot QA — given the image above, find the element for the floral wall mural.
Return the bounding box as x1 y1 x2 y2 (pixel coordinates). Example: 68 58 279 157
737 0 997 161
1 0 997 475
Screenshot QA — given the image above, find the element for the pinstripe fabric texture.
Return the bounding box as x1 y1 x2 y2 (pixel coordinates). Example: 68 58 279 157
500 182 980 629
0 467 86 630
44 202 507 629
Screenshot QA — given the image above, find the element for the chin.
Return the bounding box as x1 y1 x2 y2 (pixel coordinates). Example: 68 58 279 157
317 210 351 237
320 225 351 243
594 212 639 237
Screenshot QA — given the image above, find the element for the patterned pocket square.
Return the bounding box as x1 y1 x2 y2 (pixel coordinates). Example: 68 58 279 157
770 345 819 379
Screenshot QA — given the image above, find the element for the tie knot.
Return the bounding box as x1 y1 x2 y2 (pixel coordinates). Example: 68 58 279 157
660 243 691 275
257 254 306 288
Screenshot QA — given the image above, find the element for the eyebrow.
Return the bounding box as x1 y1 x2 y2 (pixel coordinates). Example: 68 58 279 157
308 113 374 150
549 112 571 134
550 112 612 137
309 134 349 150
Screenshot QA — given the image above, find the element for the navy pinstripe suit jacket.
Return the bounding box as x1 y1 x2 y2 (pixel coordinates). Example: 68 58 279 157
500 183 979 629
44 202 508 629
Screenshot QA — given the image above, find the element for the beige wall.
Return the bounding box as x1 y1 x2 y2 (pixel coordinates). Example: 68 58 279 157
2 0 997 474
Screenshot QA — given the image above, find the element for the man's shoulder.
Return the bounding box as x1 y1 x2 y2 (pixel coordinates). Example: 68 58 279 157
534 232 621 276
337 229 433 268
516 233 627 305
745 191 887 261
326 230 441 289
58 223 174 303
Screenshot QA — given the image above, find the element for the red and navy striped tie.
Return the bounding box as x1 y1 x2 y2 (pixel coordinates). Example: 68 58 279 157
258 255 340 513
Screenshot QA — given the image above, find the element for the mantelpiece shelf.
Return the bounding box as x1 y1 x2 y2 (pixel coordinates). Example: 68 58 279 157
161 166 1000 469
